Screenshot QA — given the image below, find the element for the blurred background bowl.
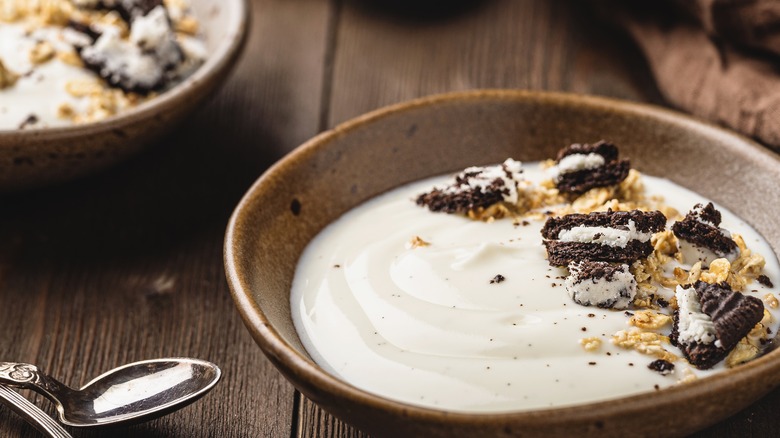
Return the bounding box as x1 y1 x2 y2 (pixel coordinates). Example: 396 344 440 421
0 0 250 193
225 89 780 437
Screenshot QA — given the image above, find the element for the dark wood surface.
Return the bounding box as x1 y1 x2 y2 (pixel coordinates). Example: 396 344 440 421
1 0 778 436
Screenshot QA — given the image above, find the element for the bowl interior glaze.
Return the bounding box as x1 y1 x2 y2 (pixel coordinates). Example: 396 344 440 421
0 0 249 192
226 90 780 437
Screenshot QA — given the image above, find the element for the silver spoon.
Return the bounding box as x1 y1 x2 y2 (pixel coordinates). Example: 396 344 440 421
0 358 220 428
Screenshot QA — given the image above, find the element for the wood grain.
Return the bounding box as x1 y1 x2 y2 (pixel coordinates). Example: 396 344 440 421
1 0 779 436
326 0 663 128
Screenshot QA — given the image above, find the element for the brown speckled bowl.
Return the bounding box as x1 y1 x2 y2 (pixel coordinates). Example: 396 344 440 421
0 0 249 192
225 90 780 437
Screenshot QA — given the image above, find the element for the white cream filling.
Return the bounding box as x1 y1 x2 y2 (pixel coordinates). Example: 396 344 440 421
675 285 718 346
548 153 605 181
557 219 651 248
82 27 164 89
130 6 182 67
131 6 171 48
441 158 524 204
565 262 636 309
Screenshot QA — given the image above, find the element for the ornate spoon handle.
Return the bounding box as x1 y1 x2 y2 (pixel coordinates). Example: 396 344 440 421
0 362 40 385
0 385 72 438
0 362 71 401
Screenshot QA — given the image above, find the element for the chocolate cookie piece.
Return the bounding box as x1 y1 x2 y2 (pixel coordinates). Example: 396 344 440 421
556 141 620 162
416 159 524 215
77 4 183 94
79 30 167 94
671 281 764 369
565 261 636 309
541 210 666 266
545 240 653 266
556 161 631 195
541 210 666 239
550 141 631 195
698 281 764 351
672 203 738 259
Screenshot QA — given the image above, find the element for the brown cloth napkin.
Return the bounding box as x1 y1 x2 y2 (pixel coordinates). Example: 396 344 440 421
604 0 780 150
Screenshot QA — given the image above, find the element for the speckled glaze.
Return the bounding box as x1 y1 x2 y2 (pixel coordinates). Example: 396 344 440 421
225 90 780 437
0 0 250 192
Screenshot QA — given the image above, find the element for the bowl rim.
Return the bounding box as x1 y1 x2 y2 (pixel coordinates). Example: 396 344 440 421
225 89 780 425
0 0 250 139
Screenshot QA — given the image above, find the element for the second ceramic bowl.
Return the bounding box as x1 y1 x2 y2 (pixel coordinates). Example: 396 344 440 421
0 0 250 192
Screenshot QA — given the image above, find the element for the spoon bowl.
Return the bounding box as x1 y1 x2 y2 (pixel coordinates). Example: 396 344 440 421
0 358 221 428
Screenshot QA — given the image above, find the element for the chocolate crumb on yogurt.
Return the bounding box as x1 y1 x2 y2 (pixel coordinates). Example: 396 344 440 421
291 141 780 413
0 0 206 129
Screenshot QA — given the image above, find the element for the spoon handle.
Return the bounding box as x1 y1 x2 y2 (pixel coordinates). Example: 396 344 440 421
0 362 69 401
0 385 72 438
0 362 40 386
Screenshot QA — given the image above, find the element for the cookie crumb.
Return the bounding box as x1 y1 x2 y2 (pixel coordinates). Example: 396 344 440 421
18 114 39 129
489 274 506 284
647 359 675 376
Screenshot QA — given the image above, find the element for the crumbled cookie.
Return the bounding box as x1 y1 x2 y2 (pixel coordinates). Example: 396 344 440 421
416 159 524 217
672 203 739 265
647 359 675 375
548 141 630 195
670 281 763 369
541 209 666 266
78 5 183 94
565 261 636 309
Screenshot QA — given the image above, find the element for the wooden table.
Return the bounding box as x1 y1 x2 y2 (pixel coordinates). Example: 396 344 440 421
2 0 778 436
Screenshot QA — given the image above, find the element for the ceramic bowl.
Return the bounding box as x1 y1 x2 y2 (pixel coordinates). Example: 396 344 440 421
225 90 780 437
0 0 249 192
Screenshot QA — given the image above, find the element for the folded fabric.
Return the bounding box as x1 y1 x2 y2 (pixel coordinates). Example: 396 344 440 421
600 1 780 150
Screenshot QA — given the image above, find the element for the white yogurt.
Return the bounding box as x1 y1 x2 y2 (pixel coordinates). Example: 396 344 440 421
0 22 96 130
291 165 780 413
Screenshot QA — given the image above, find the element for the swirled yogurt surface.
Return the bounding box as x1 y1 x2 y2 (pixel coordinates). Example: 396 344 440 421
291 165 780 412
